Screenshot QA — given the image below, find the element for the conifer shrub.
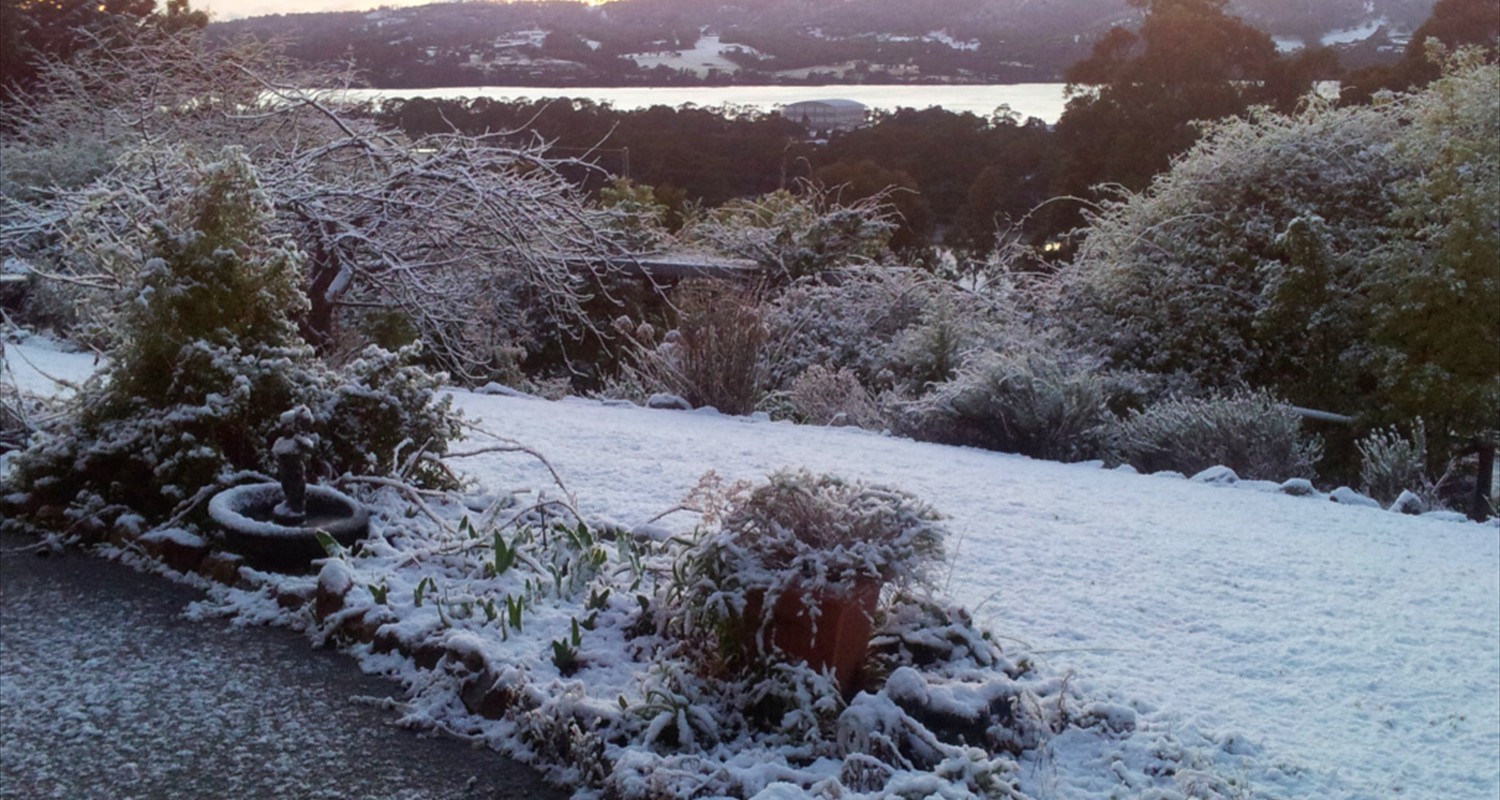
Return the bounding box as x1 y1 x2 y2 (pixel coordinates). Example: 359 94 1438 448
1109 389 1322 480
3 151 459 536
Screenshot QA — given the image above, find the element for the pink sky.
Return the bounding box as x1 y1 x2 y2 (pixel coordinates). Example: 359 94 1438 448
201 0 440 22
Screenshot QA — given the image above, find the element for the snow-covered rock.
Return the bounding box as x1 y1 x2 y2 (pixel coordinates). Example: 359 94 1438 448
1389 489 1426 515
1190 465 1239 486
1328 486 1381 508
646 393 692 410
1280 478 1316 497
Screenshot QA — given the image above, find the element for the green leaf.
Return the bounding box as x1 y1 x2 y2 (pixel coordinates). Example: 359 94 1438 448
493 530 515 575
314 530 340 556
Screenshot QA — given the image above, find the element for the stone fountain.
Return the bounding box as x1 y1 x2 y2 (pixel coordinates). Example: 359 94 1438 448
208 406 369 571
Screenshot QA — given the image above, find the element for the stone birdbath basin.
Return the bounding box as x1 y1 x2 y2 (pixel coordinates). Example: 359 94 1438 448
208 406 369 571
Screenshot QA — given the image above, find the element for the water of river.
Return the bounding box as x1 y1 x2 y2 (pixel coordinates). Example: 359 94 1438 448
345 83 1071 124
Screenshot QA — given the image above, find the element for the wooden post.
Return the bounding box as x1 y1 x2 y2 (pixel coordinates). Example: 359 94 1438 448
1473 440 1495 522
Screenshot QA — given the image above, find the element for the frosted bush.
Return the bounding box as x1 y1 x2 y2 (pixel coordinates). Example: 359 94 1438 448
1110 389 1322 480
765 267 1006 397
686 183 896 281
904 349 1114 463
1357 422 1438 507
606 281 769 416
786 364 886 429
1054 54 1499 470
3 152 460 535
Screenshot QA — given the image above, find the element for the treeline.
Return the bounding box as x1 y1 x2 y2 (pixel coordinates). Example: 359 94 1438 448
377 0 1496 259
379 97 1059 252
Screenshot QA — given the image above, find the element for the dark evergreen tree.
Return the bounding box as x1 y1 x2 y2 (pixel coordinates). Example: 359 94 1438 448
1051 0 1316 232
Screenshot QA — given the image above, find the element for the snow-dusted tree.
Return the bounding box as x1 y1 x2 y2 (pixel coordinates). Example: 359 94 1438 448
1361 48 1500 454
1055 52 1498 459
684 182 897 282
1 25 626 383
3 150 461 532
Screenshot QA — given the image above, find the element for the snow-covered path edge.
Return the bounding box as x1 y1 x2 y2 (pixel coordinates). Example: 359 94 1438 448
451 390 1500 800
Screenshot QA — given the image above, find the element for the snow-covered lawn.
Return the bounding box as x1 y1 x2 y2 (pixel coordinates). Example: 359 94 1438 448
5 339 1497 799
448 393 1500 800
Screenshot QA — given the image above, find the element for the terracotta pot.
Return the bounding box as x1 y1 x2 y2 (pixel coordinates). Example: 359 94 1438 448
744 575 882 696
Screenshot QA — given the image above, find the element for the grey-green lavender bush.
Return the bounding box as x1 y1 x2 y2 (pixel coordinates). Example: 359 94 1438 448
1109 389 1322 480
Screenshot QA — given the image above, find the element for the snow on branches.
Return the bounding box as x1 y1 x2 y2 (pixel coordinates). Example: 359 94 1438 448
1 24 629 383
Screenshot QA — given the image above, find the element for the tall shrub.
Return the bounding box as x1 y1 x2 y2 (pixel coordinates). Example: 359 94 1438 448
1056 54 1499 468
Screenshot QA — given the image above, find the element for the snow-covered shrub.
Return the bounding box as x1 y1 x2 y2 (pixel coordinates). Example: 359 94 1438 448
598 178 673 252
674 470 946 665
1109 390 1322 480
686 183 897 281
765 267 1005 398
609 281 768 415
904 349 1115 463
1054 98 1400 405
1054 53 1499 469
318 345 461 488
3 152 460 534
764 269 931 392
786 364 886 429
1360 51 1500 458
1357 422 1438 506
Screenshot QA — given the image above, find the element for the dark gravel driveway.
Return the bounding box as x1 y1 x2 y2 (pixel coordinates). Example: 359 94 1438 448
0 534 568 800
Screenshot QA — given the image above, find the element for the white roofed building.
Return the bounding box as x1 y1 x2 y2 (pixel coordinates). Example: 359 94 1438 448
778 99 867 132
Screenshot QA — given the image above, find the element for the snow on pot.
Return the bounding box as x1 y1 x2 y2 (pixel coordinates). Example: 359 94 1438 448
680 470 947 697
742 574 884 695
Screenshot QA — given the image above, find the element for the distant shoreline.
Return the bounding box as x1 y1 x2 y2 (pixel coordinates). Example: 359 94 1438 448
339 83 1072 124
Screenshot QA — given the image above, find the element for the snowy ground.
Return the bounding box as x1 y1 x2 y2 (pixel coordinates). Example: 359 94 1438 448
446 393 1500 800
628 36 758 77
5 339 1498 799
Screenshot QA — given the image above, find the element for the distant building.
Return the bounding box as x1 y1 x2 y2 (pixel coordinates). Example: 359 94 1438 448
779 99 867 132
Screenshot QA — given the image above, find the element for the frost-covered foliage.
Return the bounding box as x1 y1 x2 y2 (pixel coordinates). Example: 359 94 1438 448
1357 422 1437 506
786 364 887 429
3 153 459 533
1055 99 1399 404
1056 53 1499 458
765 268 1002 397
597 178 673 252
1360 50 1500 455
687 469 946 592
318 345 462 490
607 281 769 415
286 473 1088 799
686 184 897 281
1108 390 1323 480
904 349 1116 463
0 25 626 384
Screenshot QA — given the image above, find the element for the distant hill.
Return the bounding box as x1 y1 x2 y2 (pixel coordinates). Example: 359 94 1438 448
208 0 1435 87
